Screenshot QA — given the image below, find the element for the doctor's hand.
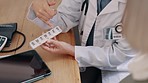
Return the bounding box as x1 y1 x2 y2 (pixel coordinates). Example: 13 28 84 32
41 39 75 57
32 0 57 26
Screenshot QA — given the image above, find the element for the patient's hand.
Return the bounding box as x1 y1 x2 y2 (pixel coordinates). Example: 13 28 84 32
32 0 57 27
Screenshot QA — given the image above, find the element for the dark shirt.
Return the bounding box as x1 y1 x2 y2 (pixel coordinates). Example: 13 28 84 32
86 0 111 46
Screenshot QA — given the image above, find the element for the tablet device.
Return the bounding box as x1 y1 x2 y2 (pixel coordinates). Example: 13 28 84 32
0 50 51 83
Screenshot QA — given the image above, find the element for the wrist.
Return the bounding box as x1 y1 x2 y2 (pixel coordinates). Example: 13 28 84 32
67 46 75 57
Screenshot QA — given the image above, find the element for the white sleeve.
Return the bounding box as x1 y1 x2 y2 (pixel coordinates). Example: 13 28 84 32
75 39 136 71
27 0 82 32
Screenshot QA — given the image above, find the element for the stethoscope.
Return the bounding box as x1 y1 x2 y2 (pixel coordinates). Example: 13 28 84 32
81 0 89 15
81 0 123 34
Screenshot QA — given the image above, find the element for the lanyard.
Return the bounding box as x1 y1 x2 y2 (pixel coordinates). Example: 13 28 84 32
81 0 89 15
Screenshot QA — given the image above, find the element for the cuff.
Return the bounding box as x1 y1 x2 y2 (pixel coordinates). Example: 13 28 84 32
75 46 90 67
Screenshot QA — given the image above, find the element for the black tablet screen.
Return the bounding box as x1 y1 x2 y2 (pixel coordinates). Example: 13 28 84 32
0 50 51 83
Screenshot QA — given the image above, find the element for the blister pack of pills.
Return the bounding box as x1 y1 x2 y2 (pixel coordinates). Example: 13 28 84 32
30 26 62 49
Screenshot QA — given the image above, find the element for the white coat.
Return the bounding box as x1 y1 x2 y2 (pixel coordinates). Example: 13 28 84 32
27 0 137 83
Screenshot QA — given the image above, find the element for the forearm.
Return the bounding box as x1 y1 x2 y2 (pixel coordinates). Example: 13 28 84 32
75 44 136 69
67 46 75 57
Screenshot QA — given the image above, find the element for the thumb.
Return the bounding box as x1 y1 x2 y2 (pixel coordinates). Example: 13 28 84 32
48 1 56 6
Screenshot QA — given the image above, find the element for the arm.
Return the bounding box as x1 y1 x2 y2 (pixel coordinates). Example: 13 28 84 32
75 38 136 71
27 0 82 32
41 38 136 71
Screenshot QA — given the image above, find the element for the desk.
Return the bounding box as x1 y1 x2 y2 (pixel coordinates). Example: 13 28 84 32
0 0 81 83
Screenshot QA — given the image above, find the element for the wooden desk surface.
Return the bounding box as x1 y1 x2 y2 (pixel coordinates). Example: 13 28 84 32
0 0 81 83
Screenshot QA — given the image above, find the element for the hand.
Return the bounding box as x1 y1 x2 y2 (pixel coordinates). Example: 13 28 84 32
41 39 75 56
31 0 57 26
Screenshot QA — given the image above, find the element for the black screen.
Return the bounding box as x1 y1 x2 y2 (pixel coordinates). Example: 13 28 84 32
0 50 51 83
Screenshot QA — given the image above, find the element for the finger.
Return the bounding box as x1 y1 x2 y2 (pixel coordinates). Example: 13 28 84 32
39 10 51 20
42 41 55 48
41 44 52 51
44 8 57 19
43 1 57 18
42 5 55 19
42 42 50 47
36 9 48 20
39 17 53 27
41 42 53 49
37 12 48 21
52 36 57 40
37 10 54 26
46 39 60 46
53 37 57 40
41 44 57 53
48 1 56 6
47 9 57 18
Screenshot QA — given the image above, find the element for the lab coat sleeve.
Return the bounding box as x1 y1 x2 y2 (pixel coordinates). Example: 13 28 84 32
27 0 82 32
75 38 136 70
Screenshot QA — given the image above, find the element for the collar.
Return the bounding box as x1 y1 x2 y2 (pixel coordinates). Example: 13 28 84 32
99 0 127 15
